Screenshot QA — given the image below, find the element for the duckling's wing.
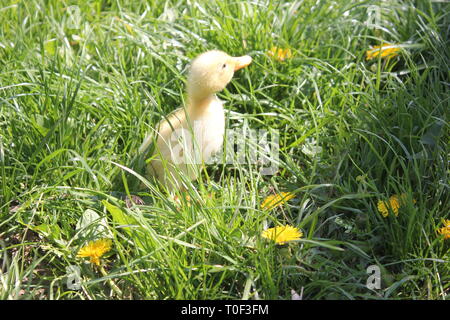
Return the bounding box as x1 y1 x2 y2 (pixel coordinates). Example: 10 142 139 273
134 106 184 164
132 107 187 183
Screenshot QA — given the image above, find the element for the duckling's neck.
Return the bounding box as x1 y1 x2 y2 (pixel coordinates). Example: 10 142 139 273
186 92 217 117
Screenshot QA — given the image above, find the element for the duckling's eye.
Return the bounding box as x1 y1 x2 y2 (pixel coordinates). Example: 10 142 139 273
222 63 227 69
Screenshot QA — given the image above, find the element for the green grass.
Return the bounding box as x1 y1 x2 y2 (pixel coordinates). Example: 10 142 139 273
0 0 448 299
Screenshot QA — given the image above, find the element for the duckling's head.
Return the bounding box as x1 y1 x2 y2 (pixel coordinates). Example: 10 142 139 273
187 50 252 102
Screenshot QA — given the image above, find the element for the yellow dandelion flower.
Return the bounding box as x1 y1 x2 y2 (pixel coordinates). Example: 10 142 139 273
262 225 302 245
377 193 415 217
77 238 112 266
261 192 295 210
377 200 390 218
366 43 400 60
268 46 293 61
437 219 450 240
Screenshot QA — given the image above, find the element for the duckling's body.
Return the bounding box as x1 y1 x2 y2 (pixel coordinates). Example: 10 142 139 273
139 50 251 191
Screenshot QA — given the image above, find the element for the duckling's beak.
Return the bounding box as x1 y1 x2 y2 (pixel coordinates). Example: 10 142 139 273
233 55 252 71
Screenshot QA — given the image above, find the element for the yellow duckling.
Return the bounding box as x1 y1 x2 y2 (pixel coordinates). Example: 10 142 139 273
138 50 252 191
